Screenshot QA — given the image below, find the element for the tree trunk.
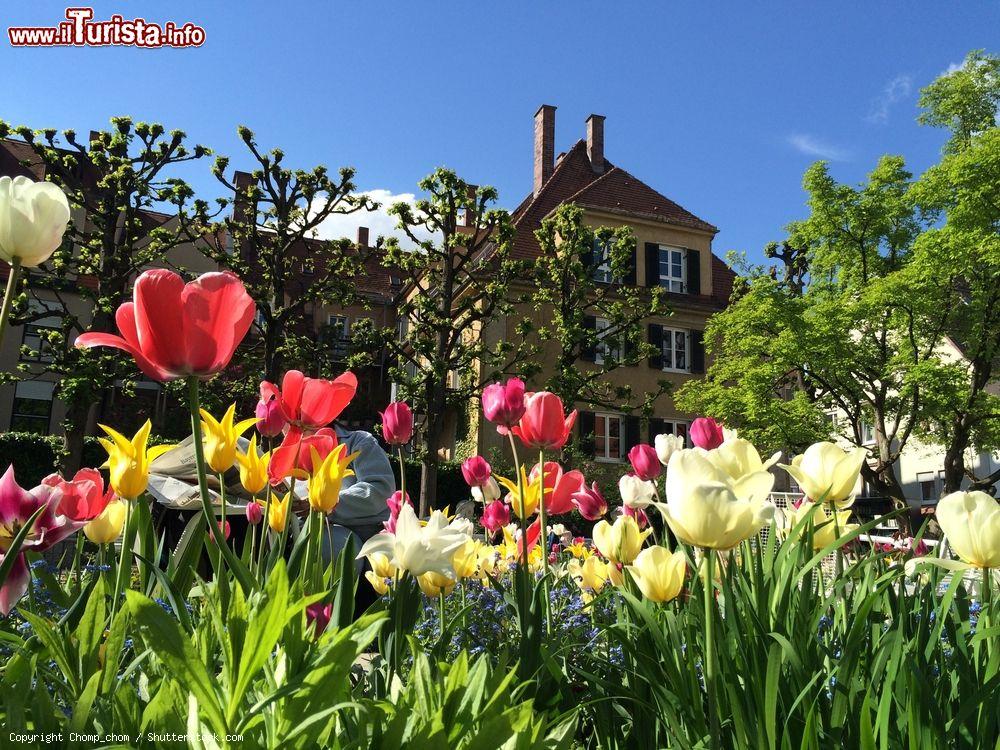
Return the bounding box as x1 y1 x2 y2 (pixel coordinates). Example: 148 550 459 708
941 417 969 494
60 399 98 476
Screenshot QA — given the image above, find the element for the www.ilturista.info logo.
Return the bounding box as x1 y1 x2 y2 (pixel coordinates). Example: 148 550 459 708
8 7 205 48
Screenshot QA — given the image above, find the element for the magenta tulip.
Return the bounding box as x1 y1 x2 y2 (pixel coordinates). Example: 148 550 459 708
461 456 492 487
623 504 650 529
571 481 609 521
690 417 725 450
482 378 526 434
245 501 263 525
381 401 413 446
627 444 661 481
481 500 511 534
384 490 413 533
512 391 578 451
306 601 333 636
255 386 288 438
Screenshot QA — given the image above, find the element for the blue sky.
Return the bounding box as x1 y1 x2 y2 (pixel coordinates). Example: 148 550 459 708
2 2 996 263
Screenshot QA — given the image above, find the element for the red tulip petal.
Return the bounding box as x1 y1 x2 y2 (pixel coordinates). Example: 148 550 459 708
268 426 303 484
181 271 254 376
281 370 305 422
301 371 358 426
133 270 188 375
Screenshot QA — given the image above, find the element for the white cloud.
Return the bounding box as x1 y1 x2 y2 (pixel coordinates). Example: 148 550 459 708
312 189 438 249
786 133 850 161
942 61 964 76
866 74 913 124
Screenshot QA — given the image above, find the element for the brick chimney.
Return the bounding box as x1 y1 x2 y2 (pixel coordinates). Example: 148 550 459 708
533 104 556 196
586 114 605 174
356 226 370 247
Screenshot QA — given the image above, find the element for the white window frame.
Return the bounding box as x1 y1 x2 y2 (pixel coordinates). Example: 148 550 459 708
594 317 624 366
658 419 691 447
327 315 350 360
10 380 54 434
661 327 690 373
594 412 624 462
593 239 613 284
658 245 686 293
861 420 876 445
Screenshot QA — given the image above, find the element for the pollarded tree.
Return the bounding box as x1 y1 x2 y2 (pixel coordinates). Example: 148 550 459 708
528 203 670 415
351 169 531 515
206 126 378 387
0 117 212 471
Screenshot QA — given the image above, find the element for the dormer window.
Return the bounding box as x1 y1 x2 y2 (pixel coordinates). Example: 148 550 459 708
592 239 613 284
658 246 686 292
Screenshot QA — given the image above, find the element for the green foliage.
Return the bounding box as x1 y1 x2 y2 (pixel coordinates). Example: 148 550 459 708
918 49 1000 153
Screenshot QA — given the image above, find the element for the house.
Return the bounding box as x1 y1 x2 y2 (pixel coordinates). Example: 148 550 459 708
464 105 736 465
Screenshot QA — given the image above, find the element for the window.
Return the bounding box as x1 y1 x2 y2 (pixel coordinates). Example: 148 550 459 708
397 317 409 343
327 315 350 360
861 421 876 445
917 472 937 503
592 239 613 284
10 380 54 434
659 419 690 447
661 328 689 372
594 413 623 461
658 246 685 292
595 318 624 365
20 301 60 363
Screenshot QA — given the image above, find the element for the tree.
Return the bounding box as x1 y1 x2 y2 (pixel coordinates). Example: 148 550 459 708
528 203 670 414
0 117 211 471
680 156 947 504
205 126 377 388
351 169 528 515
908 51 1000 493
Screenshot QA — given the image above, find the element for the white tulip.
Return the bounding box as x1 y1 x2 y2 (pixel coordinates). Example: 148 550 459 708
357 504 469 578
471 476 501 504
0 176 71 267
619 474 656 509
654 433 684 465
708 438 780 481
656 448 775 550
779 442 867 508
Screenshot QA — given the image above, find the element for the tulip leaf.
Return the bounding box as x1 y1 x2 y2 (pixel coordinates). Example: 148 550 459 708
0 505 45 588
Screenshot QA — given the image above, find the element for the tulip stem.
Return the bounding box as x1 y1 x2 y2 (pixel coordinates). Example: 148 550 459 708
0 258 22 353
397 447 407 511
508 432 532 658
538 448 551 635
703 548 719 749
110 499 135 622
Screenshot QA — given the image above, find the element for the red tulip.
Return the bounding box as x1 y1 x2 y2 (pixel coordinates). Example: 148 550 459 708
512 392 577 451
263 370 357 431
245 500 263 525
518 519 542 558
209 519 231 545
380 402 413 446
623 504 650 529
627 444 661 481
269 427 338 483
461 456 492 487
481 500 511 534
42 468 113 522
529 461 585 515
76 269 255 382
690 417 725 450
306 601 333 636
255 383 288 438
482 378 526 435
571 481 608 521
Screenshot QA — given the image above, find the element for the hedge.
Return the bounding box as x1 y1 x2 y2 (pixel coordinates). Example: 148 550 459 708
0 433 108 487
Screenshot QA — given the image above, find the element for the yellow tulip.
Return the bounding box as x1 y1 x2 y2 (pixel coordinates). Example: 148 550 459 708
83 500 127 544
708 438 781 481
307 443 360 514
98 420 174 500
932 491 1000 569
452 539 482 579
657 448 775 550
200 404 257 474
365 570 391 596
477 545 500 581
565 539 592 560
779 442 867 509
627 546 687 603
782 502 857 551
569 555 609 593
496 466 549 519
269 492 291 533
235 434 271 496
593 515 651 565
418 571 456 597
368 552 397 579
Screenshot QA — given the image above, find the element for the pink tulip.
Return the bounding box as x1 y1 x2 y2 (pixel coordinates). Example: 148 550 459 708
245 501 263 525
481 500 511 533
482 378 526 434
76 269 255 382
529 461 585 515
690 417 725 450
306 601 333 636
380 402 413 446
0 467 82 615
255 385 288 438
384 490 413 533
42 468 113 522
623 504 650 529
572 481 608 521
512 392 577 451
461 456 492 487
627 444 661 481
209 519 231 545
